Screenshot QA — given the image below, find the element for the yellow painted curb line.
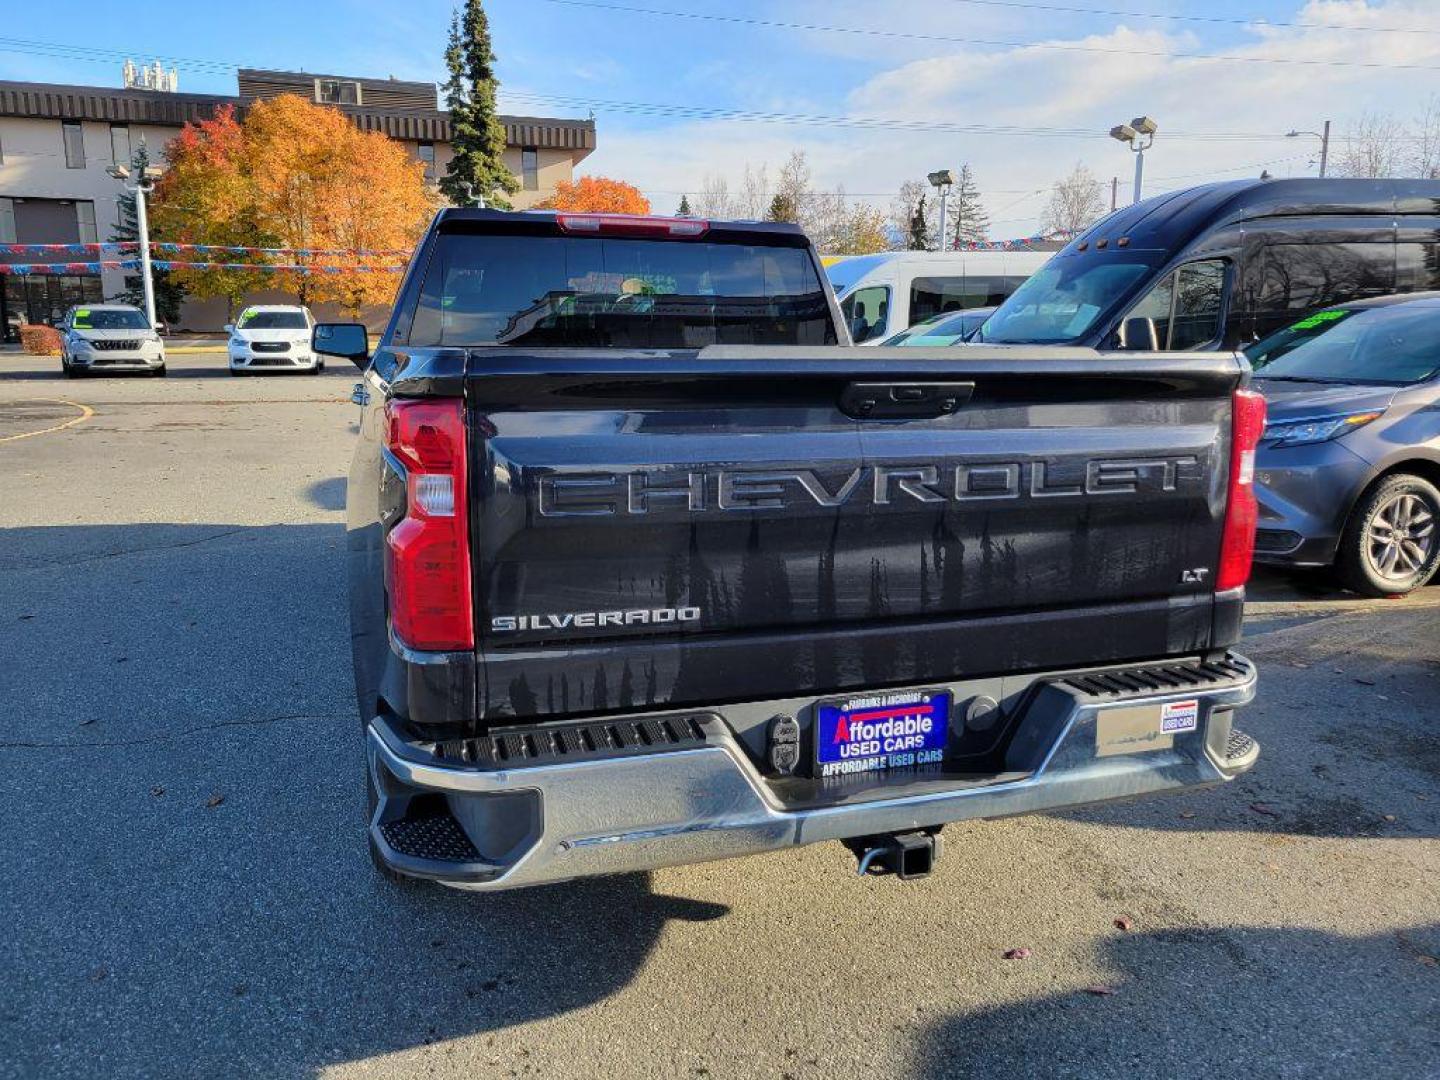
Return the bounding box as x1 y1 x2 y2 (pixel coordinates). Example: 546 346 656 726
0 398 95 444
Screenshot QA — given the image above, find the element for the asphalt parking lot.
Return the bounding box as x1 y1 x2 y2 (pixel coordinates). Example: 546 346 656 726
2 350 1438 1080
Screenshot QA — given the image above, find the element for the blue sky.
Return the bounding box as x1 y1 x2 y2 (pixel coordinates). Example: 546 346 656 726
3 1 1437 232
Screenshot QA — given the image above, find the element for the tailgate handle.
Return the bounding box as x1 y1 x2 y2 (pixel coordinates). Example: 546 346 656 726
840 381 975 419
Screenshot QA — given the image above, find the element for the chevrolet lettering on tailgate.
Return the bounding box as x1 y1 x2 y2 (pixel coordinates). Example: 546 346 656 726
536 457 1204 517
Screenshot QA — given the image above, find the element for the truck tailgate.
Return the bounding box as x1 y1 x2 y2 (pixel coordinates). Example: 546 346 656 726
466 346 1244 721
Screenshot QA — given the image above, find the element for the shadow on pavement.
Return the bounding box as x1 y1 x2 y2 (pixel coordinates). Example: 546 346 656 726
0 360 357 381
909 922 1440 1079
306 476 347 512
2 523 728 1078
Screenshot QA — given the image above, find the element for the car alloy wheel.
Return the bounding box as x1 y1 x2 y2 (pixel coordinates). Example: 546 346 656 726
1366 491 1435 581
1339 473 1440 597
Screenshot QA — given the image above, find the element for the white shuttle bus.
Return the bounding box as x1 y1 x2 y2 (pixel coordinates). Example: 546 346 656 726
826 250 1053 344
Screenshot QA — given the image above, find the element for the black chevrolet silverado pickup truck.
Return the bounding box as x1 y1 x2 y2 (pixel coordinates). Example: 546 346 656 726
313 208 1264 889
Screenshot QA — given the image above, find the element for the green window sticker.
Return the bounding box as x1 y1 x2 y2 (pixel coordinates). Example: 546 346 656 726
1289 309 1348 331
72 308 92 328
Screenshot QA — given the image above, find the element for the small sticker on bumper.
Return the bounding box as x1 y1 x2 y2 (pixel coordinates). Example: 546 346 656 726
1161 699 1200 733
1096 698 1202 758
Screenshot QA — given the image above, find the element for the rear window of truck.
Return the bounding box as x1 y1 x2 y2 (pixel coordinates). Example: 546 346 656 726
408 233 837 348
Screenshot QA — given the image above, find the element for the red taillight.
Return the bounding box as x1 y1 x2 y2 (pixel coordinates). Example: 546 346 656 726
384 399 473 651
555 213 709 238
1216 387 1267 592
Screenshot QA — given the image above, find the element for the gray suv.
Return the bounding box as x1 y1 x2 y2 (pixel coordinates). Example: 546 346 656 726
1249 293 1440 596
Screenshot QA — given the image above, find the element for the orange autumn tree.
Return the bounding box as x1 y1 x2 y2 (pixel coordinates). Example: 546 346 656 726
152 95 435 317
150 105 266 317
536 176 651 214
242 95 434 311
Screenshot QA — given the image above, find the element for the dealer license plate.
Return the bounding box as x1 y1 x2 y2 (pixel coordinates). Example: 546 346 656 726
814 690 951 778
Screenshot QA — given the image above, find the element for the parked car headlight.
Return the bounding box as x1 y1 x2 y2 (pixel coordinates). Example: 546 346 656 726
1263 410 1384 447
229 336 246 347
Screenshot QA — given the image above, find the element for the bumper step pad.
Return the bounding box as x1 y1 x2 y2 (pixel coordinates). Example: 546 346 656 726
1059 655 1253 701
431 712 712 768
379 814 481 863
1224 728 1259 771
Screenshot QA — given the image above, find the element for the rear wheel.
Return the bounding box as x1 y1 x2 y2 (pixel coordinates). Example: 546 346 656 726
62 362 79 379
1337 473 1440 597
153 365 167 378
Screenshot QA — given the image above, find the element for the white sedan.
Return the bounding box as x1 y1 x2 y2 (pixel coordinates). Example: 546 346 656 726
227 306 321 375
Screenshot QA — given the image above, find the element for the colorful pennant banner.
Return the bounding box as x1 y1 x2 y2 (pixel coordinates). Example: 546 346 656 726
151 242 410 258
5 243 138 256
0 259 404 275
0 260 131 275
150 259 405 274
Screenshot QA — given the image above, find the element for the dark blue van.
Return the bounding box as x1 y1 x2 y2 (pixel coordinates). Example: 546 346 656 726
974 178 1440 352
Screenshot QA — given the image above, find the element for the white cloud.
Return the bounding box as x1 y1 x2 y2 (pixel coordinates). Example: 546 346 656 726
573 0 1440 234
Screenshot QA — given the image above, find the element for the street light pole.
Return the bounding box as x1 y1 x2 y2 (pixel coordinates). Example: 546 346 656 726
927 169 955 252
134 177 157 328
1286 121 1331 178
1110 117 1158 205
107 162 163 328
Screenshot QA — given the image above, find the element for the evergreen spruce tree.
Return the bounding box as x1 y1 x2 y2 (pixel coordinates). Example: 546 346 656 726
908 193 929 250
440 1 519 208
110 141 185 323
766 192 798 223
949 164 990 248
676 194 692 217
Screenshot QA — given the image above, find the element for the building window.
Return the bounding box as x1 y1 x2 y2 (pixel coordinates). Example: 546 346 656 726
522 147 538 191
75 201 97 244
110 124 132 167
315 79 360 105
417 141 435 181
62 121 85 169
0 198 15 244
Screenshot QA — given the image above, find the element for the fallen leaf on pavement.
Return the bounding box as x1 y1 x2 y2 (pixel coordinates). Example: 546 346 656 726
1353 677 1376 686
205 794 225 809
1250 802 1280 817
150 786 165 797
1002 947 1032 960
1383 814 1397 823
1114 917 1133 932
1083 985 1116 996
1179 811 1196 819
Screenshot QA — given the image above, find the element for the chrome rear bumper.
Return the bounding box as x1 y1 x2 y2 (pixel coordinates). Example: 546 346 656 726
367 654 1258 891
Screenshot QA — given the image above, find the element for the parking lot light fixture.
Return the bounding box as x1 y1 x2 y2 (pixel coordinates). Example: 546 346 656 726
108 166 162 329
1111 117 1157 205
928 169 955 252
1286 121 1331 178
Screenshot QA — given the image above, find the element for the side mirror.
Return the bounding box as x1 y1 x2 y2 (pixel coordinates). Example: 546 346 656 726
1121 316 1160 351
223 323 234 334
313 322 370 369
153 323 164 334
